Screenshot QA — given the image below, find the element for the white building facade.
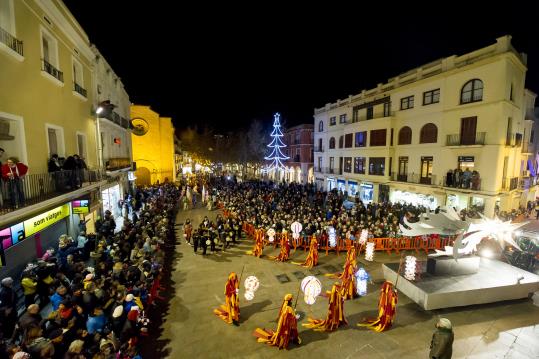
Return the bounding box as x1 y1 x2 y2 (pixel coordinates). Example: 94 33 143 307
314 36 534 217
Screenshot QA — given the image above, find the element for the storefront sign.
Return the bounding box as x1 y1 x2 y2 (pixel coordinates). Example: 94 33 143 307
0 222 26 251
458 156 474 162
72 199 90 214
23 204 70 237
360 182 374 189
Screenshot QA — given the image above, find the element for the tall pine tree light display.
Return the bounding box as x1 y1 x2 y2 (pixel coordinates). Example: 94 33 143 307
264 113 289 179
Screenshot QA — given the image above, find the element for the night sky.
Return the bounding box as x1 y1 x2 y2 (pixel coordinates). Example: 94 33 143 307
63 2 539 132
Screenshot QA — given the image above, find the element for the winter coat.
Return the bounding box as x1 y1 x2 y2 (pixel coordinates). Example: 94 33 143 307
429 327 454 359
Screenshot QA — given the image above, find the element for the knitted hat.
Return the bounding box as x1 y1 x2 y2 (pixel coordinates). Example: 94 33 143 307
125 294 134 302
112 305 124 318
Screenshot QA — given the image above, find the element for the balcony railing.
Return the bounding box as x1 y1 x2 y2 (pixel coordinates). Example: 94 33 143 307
74 82 87 98
0 169 105 215
42 59 63 82
390 172 438 186
105 157 131 171
314 146 324 152
446 132 486 146
502 177 519 191
321 167 342 175
0 26 23 56
506 133 523 147
314 167 322 173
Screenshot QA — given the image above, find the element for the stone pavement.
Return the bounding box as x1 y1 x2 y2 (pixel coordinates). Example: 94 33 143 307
156 204 539 359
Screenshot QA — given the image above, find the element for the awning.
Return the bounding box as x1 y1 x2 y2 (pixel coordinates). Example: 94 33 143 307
337 179 346 184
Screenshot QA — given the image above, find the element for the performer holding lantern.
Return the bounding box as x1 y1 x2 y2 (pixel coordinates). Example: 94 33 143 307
303 283 347 331
252 230 264 258
298 235 318 269
327 245 358 299
357 281 397 332
253 294 301 349
213 272 240 325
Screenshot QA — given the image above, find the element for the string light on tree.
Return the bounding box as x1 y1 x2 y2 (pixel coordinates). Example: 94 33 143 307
264 113 289 172
404 256 417 281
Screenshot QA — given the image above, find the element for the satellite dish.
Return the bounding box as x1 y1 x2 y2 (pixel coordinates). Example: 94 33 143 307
131 118 149 136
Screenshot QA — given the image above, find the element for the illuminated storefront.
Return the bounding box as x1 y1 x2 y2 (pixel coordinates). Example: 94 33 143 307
390 189 438 210
337 179 346 193
348 180 358 196
102 184 122 218
359 182 374 203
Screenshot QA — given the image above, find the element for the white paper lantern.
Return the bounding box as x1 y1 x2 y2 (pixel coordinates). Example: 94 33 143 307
359 229 368 245
267 228 276 243
291 221 302 240
404 255 417 281
365 242 375 261
304 293 316 305
244 276 260 293
301 276 322 305
355 268 370 296
244 291 255 301
328 227 337 248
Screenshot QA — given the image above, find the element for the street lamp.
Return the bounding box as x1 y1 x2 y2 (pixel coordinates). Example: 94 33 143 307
95 105 104 170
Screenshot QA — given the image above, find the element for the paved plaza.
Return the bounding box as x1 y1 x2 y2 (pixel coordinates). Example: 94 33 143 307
153 205 539 358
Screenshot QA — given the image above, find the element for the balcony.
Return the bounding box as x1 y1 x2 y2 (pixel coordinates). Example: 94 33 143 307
0 26 23 56
74 82 87 98
506 133 523 147
105 157 131 171
0 169 105 216
314 146 324 152
390 172 438 186
521 142 532 154
446 132 486 146
502 177 519 191
42 59 63 82
322 167 342 175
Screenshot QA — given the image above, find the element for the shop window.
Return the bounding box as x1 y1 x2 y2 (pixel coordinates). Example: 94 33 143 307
344 157 352 173
369 157 385 176
354 157 365 174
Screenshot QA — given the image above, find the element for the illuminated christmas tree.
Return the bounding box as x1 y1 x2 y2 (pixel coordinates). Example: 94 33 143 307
264 113 289 171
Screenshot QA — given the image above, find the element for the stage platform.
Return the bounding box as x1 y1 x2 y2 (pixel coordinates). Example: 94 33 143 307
382 257 539 310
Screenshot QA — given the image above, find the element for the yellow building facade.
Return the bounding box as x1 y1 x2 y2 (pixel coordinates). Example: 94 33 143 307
130 105 175 185
0 0 97 173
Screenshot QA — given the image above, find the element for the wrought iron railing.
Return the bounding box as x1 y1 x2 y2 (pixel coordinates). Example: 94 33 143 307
74 82 87 97
0 169 105 215
390 172 438 186
42 59 63 82
446 132 485 146
0 26 23 56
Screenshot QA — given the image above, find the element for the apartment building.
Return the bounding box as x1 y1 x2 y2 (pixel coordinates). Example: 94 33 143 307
314 36 532 217
284 124 314 184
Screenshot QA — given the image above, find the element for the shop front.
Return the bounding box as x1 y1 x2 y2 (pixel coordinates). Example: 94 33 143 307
390 188 438 210
337 179 346 193
347 180 358 197
102 184 122 219
0 204 71 278
315 177 325 191
327 178 336 191
446 192 486 214
359 182 374 203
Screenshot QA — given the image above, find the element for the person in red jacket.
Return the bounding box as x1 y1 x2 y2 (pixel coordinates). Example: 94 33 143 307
1 157 28 208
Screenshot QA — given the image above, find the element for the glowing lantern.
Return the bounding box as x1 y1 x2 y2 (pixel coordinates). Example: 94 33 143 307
404 256 417 281
365 242 375 261
301 276 322 305
244 275 260 301
267 228 276 243
359 229 368 245
291 221 302 240
355 267 370 296
328 227 337 248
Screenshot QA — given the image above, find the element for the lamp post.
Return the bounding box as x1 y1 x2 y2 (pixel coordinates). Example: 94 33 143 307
95 105 104 170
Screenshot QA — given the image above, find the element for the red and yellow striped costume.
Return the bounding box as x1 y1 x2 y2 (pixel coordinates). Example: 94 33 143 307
253 294 301 349
303 283 347 331
300 236 318 269
357 281 397 332
213 272 240 324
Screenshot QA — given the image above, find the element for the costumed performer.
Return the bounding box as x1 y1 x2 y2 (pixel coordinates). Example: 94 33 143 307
303 283 347 331
274 232 290 262
357 281 397 332
252 230 264 258
253 294 301 349
299 235 318 269
213 272 240 325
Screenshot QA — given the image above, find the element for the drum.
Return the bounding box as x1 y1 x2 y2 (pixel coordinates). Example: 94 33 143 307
205 240 211 245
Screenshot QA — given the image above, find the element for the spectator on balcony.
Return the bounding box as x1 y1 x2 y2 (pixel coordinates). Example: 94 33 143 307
445 169 453 187
63 156 78 189
453 168 461 188
48 154 62 173
471 171 480 190
1 157 28 209
462 168 472 189
73 154 87 187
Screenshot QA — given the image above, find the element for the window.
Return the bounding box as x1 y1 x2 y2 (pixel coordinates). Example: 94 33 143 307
531 129 534 143
366 107 374 120
390 128 394 146
355 131 367 147
400 95 414 110
339 114 347 123
398 157 408 175
354 157 365 174
318 157 322 171
329 137 335 149
369 157 385 176
460 117 477 145
76 132 87 159
370 129 387 146
72 58 83 87
344 157 352 173
383 102 391 117
41 27 62 82
318 138 323 151
510 84 514 101
45 124 65 158
423 89 440 105
330 116 336 126
0 0 15 35
295 132 300 144
419 123 437 144
329 157 334 170
420 156 433 184
338 136 343 148
398 126 412 145
319 120 324 132
461 79 483 104
344 133 353 148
